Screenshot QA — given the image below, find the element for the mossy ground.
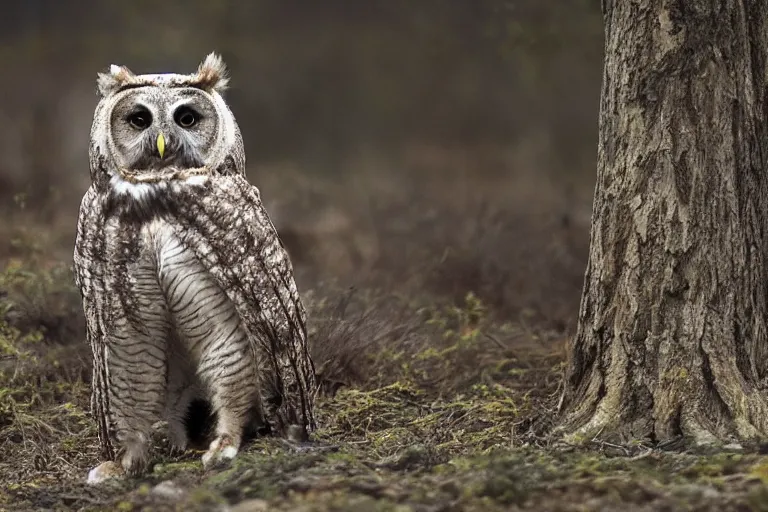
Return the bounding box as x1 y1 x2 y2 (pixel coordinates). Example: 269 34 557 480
3 173 768 511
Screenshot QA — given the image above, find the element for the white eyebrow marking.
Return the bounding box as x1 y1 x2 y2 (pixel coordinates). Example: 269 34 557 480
168 98 197 114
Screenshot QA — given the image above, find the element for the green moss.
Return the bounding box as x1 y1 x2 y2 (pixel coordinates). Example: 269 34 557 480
746 485 768 512
186 487 228 507
748 458 768 484
152 460 203 479
680 453 744 481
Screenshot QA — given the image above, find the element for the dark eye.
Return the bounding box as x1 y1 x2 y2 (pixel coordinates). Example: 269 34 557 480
174 106 199 128
127 109 152 130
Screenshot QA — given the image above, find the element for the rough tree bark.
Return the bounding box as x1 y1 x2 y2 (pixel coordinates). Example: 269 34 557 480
558 0 768 445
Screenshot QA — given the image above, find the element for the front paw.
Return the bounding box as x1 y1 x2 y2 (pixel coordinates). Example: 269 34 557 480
120 433 151 476
87 461 125 484
164 418 190 454
201 434 239 469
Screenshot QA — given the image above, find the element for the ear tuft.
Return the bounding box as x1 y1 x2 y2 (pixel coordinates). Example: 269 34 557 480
196 52 230 93
96 64 136 97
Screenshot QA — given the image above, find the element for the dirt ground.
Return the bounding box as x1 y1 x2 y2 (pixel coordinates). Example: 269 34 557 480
3 158 768 511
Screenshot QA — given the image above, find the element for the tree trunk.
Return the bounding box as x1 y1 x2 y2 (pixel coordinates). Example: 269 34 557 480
558 0 768 445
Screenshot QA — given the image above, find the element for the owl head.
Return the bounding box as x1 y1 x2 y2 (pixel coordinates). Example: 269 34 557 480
89 52 245 188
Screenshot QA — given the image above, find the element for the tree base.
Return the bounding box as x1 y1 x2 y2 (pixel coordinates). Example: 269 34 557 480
557 0 768 450
556 339 768 448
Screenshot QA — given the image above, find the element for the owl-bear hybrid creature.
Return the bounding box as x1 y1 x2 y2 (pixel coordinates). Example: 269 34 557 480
73 53 317 483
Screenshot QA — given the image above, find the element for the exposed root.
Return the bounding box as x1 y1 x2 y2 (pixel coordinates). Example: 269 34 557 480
558 366 768 449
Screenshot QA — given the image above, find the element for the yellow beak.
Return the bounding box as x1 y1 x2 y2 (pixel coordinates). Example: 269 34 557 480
157 132 166 159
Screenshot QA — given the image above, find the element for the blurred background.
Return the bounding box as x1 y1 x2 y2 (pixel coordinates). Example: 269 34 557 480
0 0 603 331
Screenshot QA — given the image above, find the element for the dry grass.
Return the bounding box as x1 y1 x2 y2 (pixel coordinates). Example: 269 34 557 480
4 156 767 511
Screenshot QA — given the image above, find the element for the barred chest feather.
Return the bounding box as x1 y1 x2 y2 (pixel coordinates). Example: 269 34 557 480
108 214 252 365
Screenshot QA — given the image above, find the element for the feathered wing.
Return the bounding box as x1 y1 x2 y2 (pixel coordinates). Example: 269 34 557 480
168 174 317 437
73 185 118 459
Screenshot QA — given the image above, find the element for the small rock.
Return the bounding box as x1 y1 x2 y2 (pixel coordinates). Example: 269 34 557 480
230 498 270 512
151 480 187 501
